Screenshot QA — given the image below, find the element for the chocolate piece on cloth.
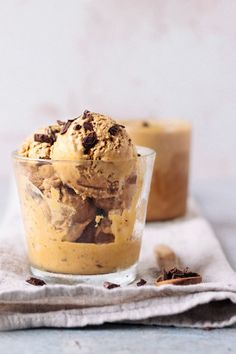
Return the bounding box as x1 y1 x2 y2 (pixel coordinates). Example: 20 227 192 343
103 282 120 290
136 278 147 287
0 203 236 330
155 267 202 286
26 277 46 286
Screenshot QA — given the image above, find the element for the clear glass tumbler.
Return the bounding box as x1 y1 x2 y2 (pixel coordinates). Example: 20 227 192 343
12 146 155 285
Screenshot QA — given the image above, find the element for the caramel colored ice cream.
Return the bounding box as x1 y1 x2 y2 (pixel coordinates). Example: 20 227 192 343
52 111 137 200
18 125 61 159
16 111 141 275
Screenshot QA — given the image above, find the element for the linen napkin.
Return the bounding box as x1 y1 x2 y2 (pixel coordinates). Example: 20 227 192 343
0 185 236 330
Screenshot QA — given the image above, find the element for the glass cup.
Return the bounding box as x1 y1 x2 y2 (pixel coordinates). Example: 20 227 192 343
12 146 155 285
120 120 191 221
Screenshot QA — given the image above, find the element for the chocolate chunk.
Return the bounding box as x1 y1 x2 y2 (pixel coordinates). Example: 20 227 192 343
156 267 200 283
137 153 141 157
136 278 147 287
119 124 125 128
61 119 74 134
108 124 120 136
82 132 98 153
64 184 76 195
82 110 92 119
127 175 137 184
142 121 149 127
77 221 96 243
83 121 93 132
95 232 115 244
34 133 54 145
73 124 82 131
57 120 65 126
103 281 120 289
26 277 46 286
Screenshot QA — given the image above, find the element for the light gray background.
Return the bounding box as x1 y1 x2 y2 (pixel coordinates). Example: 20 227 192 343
0 1 235 351
0 0 236 183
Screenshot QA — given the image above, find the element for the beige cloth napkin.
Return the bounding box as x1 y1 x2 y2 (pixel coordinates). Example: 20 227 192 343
0 192 236 330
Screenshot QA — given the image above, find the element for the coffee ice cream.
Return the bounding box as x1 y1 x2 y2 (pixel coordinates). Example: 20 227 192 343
15 111 142 276
122 119 191 221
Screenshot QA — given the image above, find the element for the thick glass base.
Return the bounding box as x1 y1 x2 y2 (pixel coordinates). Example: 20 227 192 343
30 263 137 286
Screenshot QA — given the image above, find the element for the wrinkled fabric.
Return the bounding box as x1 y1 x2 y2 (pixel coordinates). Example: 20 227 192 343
0 195 235 330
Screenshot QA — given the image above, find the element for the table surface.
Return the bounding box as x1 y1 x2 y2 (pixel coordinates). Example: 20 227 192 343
0 178 235 354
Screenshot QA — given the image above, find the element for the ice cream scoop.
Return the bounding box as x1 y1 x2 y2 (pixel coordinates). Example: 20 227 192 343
18 125 60 159
52 111 136 161
51 111 138 201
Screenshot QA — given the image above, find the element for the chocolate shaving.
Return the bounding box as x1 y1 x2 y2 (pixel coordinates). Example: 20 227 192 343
57 120 65 126
82 132 98 153
26 277 46 286
156 267 200 283
61 119 75 134
103 281 120 289
108 124 120 136
83 121 93 132
73 124 82 131
142 121 149 127
136 278 147 287
119 124 125 128
82 110 92 119
95 232 115 244
34 133 54 145
137 153 141 157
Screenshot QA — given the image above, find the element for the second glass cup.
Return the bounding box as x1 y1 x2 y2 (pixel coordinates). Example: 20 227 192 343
13 146 155 285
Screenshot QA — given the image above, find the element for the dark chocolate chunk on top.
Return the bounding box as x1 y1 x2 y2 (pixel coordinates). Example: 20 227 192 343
34 133 54 145
60 119 75 134
83 121 94 132
82 132 98 152
108 124 121 136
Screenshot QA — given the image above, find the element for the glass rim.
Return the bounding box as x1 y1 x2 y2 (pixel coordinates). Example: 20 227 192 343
12 145 156 163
